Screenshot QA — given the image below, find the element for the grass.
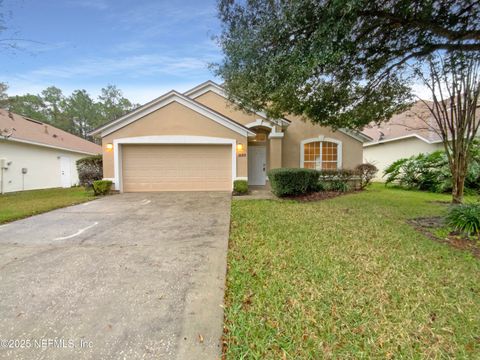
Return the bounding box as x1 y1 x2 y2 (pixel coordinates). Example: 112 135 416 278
0 187 95 224
224 184 480 359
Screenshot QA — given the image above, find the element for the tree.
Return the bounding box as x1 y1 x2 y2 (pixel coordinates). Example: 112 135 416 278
63 90 99 139
6 94 48 122
41 86 68 130
413 53 480 203
216 0 480 202
1 85 137 140
0 82 7 108
98 85 136 124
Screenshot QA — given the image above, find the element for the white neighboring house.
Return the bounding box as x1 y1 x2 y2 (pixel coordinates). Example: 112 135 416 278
0 109 101 193
362 101 444 181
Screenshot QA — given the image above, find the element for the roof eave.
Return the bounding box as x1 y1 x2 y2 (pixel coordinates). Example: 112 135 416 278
2 136 101 155
184 81 292 126
338 128 372 143
89 90 255 138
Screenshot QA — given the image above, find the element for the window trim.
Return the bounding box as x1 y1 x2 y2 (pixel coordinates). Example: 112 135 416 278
300 136 343 170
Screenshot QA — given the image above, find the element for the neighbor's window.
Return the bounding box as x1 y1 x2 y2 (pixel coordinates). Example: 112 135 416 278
303 141 339 170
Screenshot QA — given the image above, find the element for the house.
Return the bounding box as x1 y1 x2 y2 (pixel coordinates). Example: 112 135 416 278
362 101 444 180
0 110 101 193
89 81 371 192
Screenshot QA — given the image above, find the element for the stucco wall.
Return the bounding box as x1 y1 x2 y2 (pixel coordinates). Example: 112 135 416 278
194 91 364 170
194 91 261 126
0 140 88 193
283 116 364 169
363 137 444 181
101 101 248 179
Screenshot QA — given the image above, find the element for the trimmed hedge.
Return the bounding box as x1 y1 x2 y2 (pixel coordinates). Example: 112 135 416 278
233 180 249 194
268 168 319 197
76 155 102 188
92 180 112 196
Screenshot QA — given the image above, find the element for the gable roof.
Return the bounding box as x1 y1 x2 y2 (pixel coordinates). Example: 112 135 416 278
184 80 292 127
185 81 372 143
362 101 442 147
89 90 255 138
0 109 101 155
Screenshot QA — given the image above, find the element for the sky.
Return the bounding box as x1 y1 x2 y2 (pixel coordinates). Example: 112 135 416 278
0 0 223 104
0 0 432 105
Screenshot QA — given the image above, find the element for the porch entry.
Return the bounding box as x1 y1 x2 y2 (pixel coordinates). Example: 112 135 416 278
248 146 266 185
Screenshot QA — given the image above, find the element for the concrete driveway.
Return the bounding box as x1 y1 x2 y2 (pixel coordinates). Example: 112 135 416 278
0 192 231 360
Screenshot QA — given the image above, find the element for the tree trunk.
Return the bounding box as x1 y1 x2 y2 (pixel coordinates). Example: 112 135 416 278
452 175 465 204
451 152 468 204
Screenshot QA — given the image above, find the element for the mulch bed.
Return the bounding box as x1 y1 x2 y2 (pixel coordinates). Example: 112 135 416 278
285 190 361 202
408 216 480 259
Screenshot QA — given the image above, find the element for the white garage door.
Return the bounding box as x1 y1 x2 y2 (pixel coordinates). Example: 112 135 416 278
121 144 232 192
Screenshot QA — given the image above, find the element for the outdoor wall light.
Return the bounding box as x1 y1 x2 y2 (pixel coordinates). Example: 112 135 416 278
236 143 244 152
105 143 113 152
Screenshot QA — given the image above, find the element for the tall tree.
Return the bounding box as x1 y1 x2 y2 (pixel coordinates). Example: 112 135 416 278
6 94 48 122
63 90 99 139
413 53 480 203
41 86 67 130
216 0 480 202
98 85 136 124
0 82 7 108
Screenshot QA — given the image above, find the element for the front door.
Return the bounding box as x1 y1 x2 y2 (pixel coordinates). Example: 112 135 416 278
60 156 71 188
248 146 266 185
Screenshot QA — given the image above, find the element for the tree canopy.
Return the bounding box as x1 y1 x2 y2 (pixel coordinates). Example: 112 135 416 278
0 83 138 140
215 0 480 129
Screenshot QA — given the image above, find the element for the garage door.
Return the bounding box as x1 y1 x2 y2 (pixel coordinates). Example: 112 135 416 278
121 144 232 192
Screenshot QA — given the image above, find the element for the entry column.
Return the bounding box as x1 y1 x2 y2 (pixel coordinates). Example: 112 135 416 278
268 128 283 169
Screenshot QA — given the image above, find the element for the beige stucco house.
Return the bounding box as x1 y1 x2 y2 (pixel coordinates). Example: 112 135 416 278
89 81 370 192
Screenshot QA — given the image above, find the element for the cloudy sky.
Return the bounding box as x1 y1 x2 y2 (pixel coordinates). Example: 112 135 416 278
0 0 432 104
0 0 223 104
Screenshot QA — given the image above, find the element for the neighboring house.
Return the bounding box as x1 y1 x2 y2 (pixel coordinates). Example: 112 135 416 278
362 101 444 181
0 110 101 193
89 81 370 192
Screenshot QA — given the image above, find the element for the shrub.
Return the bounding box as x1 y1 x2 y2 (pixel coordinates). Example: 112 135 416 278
268 168 319 197
446 203 480 241
383 142 480 193
92 180 112 196
76 155 102 188
317 169 357 191
328 180 351 192
355 163 378 189
233 180 248 194
313 181 327 192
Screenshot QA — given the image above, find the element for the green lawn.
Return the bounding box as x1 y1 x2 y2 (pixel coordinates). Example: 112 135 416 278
225 185 480 359
0 187 95 224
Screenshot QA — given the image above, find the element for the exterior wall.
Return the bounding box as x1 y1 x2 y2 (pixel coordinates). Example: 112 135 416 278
269 137 282 169
363 138 443 181
194 91 262 126
0 139 89 193
101 101 248 180
194 91 364 171
283 116 364 170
